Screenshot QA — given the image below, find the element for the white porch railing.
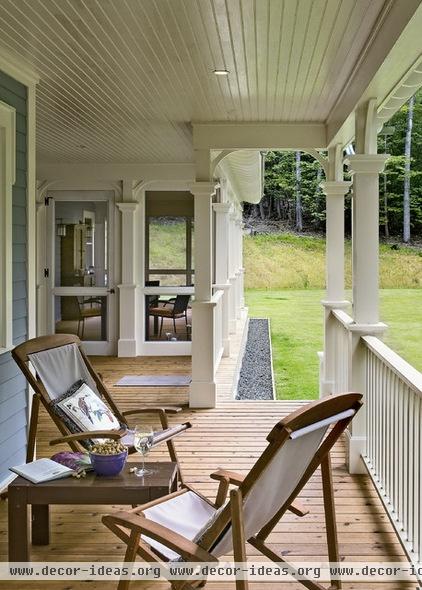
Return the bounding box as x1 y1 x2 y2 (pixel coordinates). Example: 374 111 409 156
326 308 422 569
362 335 422 565
212 289 224 370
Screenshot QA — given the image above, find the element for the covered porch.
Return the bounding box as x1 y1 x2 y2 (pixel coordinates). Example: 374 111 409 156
0 339 414 590
0 0 422 587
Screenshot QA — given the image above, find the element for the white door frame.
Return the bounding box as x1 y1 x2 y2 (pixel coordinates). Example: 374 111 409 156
45 190 117 355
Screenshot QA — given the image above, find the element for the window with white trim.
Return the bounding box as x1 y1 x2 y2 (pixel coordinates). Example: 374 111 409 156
0 100 16 352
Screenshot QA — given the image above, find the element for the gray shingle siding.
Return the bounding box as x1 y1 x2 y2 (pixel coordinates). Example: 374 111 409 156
0 70 28 486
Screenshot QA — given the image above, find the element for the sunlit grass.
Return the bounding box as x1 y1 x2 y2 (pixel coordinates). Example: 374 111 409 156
245 289 422 400
244 233 422 289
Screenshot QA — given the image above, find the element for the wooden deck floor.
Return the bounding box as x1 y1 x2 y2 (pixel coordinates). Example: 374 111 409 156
0 326 414 589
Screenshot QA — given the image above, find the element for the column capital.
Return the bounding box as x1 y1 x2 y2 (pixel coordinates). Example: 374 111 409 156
345 154 389 175
320 180 351 197
348 322 387 335
116 201 138 212
189 181 216 196
321 299 350 310
213 202 232 214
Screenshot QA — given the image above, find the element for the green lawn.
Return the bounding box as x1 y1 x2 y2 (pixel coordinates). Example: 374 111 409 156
245 289 422 400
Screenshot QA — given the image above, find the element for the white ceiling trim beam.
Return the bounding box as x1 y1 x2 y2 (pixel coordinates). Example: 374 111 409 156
215 150 262 204
193 123 327 150
326 0 421 146
377 56 422 126
37 162 195 183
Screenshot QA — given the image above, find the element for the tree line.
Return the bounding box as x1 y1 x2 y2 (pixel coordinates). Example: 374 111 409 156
243 89 422 242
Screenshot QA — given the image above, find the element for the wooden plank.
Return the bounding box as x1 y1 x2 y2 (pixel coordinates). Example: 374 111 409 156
0 346 412 589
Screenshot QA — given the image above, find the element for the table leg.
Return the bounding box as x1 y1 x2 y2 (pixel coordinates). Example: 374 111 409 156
171 471 179 493
8 486 29 562
32 504 50 545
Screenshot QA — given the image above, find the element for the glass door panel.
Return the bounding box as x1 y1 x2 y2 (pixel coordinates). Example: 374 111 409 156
47 193 115 355
55 201 108 288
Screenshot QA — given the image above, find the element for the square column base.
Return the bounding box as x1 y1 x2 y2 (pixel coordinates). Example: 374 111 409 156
189 381 216 409
345 430 366 474
118 339 137 357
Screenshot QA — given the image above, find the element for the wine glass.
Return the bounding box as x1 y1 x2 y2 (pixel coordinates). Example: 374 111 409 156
133 426 154 477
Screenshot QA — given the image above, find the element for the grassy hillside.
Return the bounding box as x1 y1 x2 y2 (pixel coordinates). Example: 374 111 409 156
244 233 422 289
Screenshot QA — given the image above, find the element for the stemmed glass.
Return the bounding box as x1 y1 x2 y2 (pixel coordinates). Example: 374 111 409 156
133 425 154 477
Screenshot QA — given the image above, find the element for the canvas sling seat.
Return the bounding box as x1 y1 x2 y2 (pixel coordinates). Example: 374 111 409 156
103 392 362 590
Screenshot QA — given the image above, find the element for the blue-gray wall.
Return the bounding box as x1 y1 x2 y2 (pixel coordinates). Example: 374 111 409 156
0 71 28 485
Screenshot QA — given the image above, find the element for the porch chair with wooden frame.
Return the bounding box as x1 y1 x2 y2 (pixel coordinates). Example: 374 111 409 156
12 334 190 484
103 392 362 590
149 295 191 338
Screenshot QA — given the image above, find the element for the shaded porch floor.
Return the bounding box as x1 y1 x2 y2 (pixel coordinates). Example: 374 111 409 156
0 328 414 589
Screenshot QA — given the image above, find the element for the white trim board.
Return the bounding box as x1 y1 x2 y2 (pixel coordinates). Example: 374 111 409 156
0 47 39 88
0 99 16 353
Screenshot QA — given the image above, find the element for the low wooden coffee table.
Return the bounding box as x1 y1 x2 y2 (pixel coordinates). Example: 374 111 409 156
8 461 178 561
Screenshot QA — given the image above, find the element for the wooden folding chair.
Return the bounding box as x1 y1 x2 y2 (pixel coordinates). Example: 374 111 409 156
12 334 190 484
103 392 362 590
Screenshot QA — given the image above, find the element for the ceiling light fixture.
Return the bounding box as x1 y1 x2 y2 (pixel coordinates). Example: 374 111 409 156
214 69 229 76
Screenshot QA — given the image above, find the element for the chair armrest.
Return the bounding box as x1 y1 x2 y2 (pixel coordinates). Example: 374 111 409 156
122 406 183 416
151 422 192 446
210 470 246 508
102 511 217 563
210 469 245 486
49 428 127 446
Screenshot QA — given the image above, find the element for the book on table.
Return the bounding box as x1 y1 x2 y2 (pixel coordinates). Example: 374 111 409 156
10 458 74 484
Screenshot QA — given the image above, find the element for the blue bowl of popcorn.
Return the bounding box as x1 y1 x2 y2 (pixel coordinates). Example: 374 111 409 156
89 440 128 476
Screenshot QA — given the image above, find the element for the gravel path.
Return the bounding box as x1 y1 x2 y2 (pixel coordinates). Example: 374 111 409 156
236 318 274 400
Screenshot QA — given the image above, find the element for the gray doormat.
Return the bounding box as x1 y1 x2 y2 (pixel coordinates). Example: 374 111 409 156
236 318 274 400
115 375 191 387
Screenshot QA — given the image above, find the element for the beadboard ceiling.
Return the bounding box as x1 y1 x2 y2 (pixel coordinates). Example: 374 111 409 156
0 0 399 163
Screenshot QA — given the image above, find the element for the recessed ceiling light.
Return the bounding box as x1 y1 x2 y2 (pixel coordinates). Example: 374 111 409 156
214 69 229 76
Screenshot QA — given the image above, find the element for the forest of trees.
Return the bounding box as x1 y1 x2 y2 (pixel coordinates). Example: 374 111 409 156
244 89 422 242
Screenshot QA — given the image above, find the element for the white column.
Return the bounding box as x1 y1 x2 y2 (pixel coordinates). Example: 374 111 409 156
344 100 389 473
213 202 231 357
228 211 238 334
347 154 388 325
234 216 245 316
320 180 351 396
190 181 217 408
36 198 48 336
238 219 245 310
116 199 138 357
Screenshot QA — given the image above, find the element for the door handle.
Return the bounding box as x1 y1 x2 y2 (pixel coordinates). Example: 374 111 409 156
107 288 115 294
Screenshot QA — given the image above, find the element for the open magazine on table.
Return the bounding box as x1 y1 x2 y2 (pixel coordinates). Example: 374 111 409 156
10 458 74 484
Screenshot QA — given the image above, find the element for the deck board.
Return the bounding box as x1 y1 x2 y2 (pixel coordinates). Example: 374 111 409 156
0 326 413 589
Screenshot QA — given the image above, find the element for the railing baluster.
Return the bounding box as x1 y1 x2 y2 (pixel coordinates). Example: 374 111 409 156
403 384 409 537
398 379 404 527
413 393 420 561
407 389 414 543
418 395 422 562
367 350 372 460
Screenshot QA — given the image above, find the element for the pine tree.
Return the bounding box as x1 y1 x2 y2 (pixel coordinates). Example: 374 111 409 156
403 95 415 243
